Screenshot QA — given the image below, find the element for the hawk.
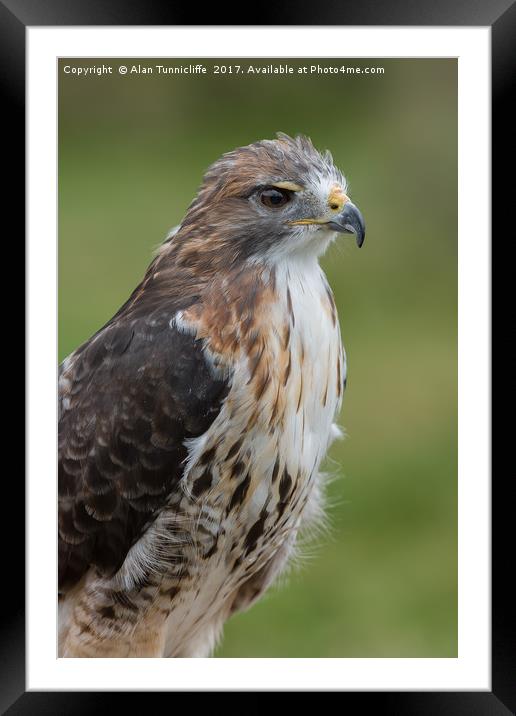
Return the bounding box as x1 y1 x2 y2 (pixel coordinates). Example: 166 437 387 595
58 133 365 657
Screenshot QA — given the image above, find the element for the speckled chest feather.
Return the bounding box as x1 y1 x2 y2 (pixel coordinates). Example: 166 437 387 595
151 258 345 653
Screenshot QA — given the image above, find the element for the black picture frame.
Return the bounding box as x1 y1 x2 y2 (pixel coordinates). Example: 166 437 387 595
7 0 512 711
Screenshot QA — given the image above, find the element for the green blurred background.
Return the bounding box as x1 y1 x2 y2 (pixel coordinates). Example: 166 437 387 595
59 59 457 657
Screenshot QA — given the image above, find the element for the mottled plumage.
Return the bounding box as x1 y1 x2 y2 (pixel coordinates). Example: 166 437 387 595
58 133 365 657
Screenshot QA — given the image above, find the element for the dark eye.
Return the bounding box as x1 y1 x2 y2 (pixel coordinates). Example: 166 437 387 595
260 187 292 208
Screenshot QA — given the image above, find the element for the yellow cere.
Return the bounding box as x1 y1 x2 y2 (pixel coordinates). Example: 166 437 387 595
327 184 348 212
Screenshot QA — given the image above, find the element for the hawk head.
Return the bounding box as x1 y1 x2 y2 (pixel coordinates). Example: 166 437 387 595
173 133 365 268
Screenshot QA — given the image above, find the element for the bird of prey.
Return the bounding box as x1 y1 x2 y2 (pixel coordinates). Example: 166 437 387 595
58 133 365 657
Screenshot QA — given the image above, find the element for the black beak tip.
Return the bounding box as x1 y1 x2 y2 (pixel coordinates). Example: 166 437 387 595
341 201 365 248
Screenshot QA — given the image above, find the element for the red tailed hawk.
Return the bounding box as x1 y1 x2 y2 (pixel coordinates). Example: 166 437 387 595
58 133 365 657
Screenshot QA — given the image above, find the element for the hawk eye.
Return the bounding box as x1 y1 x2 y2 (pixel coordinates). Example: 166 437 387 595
260 187 292 208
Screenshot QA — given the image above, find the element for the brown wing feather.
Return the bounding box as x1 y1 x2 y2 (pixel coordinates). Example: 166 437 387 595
58 303 230 592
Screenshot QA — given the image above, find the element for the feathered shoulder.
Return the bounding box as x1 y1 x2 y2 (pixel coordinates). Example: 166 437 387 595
58 261 230 592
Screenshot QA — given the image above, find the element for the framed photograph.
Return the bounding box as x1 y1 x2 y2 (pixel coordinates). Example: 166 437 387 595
7 1 510 711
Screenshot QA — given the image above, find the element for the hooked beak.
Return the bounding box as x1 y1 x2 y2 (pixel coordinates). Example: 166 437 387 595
326 201 366 248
